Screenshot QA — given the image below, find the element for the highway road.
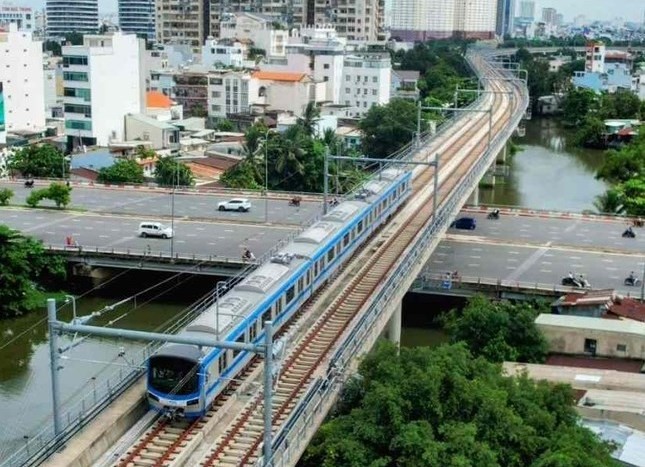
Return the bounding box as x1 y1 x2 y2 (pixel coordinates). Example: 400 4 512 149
0 209 297 260
0 181 320 226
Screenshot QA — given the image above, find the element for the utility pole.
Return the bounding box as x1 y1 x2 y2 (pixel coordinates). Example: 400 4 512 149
47 299 62 436
323 147 329 215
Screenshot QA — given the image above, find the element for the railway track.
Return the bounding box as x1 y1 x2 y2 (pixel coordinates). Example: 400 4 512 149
110 59 523 467
196 78 520 465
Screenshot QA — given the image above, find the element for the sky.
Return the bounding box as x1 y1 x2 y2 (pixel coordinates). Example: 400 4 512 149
20 0 645 23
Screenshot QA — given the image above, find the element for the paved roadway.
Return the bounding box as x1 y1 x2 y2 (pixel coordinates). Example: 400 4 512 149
0 181 320 226
0 209 297 260
425 212 645 296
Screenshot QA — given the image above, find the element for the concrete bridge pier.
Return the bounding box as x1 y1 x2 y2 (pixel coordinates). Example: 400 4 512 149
498 144 508 164
469 184 480 207
385 302 402 346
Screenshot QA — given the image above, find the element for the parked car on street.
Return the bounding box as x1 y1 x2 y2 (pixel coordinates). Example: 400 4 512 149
218 198 252 212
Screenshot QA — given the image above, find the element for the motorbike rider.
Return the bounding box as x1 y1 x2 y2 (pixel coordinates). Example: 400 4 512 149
629 271 636 283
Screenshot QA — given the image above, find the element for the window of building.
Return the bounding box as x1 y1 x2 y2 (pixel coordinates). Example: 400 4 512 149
372 89 377 96
209 77 223 85
64 104 91 116
345 75 350 81
65 120 92 131
584 338 597 355
63 55 88 67
211 91 221 98
372 76 378 83
63 71 88 82
211 104 222 112
63 87 91 101
323 63 330 69
616 344 627 352
323 76 328 82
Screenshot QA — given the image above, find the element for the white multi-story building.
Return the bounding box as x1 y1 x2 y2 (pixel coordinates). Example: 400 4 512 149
0 5 35 31
46 0 98 39
118 0 155 41
390 0 495 41
202 38 246 69
219 13 287 58
339 54 391 118
0 24 46 135
62 32 145 148
207 70 255 119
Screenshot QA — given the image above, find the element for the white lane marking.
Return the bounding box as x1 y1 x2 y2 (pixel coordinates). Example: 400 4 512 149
609 275 620 280
505 246 549 282
540 269 552 273
569 256 581 260
602 259 614 263
467 263 480 268
541 261 552 265
471 247 482 252
469 255 481 259
507 266 516 270
175 240 186 244
571 264 584 268
224 229 234 233
436 252 448 256
433 260 444 264
99 235 109 238
509 251 520 255
186 234 197 237
507 258 518 262
46 231 55 235
196 227 205 231
605 267 618 271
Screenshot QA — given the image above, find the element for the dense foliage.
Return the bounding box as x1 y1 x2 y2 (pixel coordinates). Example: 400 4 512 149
97 159 145 184
302 342 617 467
220 120 365 193
25 182 72 209
154 157 195 187
0 226 66 318
9 144 68 179
359 99 428 158
442 295 549 363
595 133 645 216
0 188 13 206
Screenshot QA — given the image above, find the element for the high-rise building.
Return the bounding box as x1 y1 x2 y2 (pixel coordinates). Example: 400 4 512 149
0 5 35 32
156 0 210 52
518 0 535 20
62 32 145 148
118 0 155 40
390 0 496 41
46 0 98 39
542 7 557 25
496 0 514 37
0 24 46 135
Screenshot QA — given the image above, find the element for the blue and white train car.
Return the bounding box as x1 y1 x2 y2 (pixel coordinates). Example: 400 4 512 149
147 168 412 418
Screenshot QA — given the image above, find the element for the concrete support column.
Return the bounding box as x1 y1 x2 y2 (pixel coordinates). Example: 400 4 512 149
387 302 402 347
498 144 507 164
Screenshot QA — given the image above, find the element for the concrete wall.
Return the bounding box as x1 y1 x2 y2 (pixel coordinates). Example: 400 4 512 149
538 322 645 360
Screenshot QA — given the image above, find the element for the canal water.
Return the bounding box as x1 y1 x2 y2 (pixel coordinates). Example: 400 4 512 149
0 271 216 461
479 118 609 213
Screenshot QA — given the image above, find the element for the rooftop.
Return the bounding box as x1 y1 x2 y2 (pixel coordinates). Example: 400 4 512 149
252 71 308 82
146 91 175 109
535 313 645 336
126 113 178 131
609 297 645 323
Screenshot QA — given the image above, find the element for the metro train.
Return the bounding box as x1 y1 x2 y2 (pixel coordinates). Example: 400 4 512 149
146 168 412 418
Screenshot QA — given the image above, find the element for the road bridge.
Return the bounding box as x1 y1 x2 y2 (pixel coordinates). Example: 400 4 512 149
21 49 531 467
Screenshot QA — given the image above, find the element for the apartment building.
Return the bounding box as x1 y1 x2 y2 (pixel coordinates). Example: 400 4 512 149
172 69 209 117
339 54 391 118
0 5 35 31
155 0 210 52
62 32 145 148
390 0 496 41
219 13 287 57
118 0 155 41
46 0 98 39
202 38 246 68
207 69 255 119
0 24 46 135
333 0 385 41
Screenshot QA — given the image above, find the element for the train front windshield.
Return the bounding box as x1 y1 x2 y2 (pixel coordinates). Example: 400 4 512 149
149 356 199 396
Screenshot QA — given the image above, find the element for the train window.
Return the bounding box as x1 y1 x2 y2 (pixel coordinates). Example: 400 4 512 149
275 298 283 315
232 332 245 359
357 220 363 233
298 277 304 292
336 243 341 255
306 269 311 285
250 323 257 342
343 233 349 247
286 285 295 304
218 353 227 375
262 308 271 325
327 248 334 263
314 261 319 277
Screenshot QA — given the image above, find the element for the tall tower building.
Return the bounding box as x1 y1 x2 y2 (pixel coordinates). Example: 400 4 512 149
46 0 98 39
118 0 155 40
542 7 557 25
496 0 514 37
156 0 210 51
518 0 535 20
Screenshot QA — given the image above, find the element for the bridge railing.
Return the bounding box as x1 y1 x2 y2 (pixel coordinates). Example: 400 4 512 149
257 52 529 467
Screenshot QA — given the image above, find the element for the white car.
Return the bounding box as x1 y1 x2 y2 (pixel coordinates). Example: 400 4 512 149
218 198 252 212
138 222 173 239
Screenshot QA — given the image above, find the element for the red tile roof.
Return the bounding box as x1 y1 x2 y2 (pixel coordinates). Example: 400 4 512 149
607 297 645 322
146 91 174 109
252 71 308 82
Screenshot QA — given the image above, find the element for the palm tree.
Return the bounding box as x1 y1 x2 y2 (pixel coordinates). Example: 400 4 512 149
298 102 321 137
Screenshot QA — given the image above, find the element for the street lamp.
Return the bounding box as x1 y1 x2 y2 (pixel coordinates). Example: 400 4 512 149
263 130 269 224
170 159 178 259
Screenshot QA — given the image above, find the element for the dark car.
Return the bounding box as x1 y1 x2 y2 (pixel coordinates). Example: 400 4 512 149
450 217 476 230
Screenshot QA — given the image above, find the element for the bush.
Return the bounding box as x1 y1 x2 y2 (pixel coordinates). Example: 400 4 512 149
0 187 13 206
25 183 72 209
26 188 47 207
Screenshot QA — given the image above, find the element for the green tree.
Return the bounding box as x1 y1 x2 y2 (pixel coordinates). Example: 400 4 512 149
0 225 66 318
596 133 645 183
154 157 194 187
134 145 156 159
593 190 624 215
302 342 617 467
617 178 645 216
0 188 13 206
575 116 606 148
561 88 598 126
298 102 321 137
359 99 428 158
97 159 145 184
9 144 68 178
25 183 72 209
215 119 235 132
442 295 549 363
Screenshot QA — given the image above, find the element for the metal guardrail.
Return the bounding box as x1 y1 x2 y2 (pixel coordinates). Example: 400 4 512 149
258 50 530 467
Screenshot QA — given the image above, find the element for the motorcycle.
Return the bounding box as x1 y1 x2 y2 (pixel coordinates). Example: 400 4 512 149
633 219 644 228
487 209 500 220
24 180 34 188
622 229 636 238
624 276 642 287
288 196 301 207
562 276 591 288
